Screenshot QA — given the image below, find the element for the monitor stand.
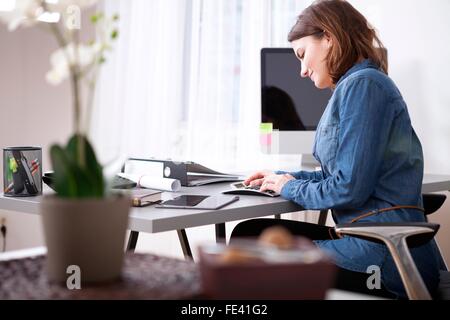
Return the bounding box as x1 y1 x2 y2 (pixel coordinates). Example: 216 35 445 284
301 154 320 170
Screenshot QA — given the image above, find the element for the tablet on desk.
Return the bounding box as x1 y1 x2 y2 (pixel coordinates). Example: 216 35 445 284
156 195 239 210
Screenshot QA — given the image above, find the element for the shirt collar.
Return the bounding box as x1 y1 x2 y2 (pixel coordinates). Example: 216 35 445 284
336 59 379 87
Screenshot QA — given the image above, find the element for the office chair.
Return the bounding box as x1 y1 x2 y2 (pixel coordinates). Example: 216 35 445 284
335 194 450 300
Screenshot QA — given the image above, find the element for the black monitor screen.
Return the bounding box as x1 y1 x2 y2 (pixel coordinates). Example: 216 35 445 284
261 48 332 131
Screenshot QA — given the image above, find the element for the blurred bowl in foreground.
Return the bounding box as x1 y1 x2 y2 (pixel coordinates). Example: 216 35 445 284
198 237 336 300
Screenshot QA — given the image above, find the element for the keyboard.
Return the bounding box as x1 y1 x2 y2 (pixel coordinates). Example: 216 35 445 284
222 182 280 197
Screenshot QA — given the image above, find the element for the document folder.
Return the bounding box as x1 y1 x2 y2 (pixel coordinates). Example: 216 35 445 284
123 158 243 187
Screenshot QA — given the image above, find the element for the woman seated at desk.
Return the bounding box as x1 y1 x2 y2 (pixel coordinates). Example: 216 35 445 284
231 0 441 299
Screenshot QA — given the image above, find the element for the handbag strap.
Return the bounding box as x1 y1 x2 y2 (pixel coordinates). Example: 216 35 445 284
349 205 425 224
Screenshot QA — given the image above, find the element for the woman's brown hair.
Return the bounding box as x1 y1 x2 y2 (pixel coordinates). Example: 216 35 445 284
288 0 388 85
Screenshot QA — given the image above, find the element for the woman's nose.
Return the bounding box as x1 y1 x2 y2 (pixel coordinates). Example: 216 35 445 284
300 63 308 78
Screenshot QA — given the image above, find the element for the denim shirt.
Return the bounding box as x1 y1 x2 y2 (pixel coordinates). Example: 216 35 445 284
277 60 440 298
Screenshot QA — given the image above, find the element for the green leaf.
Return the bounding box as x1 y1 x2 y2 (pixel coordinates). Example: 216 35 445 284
66 134 104 198
71 165 97 198
50 144 78 197
111 29 118 39
112 14 119 21
90 15 99 24
90 12 104 24
50 134 104 198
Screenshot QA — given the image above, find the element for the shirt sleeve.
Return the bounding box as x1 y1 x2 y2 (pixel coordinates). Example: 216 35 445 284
280 77 397 210
275 170 323 181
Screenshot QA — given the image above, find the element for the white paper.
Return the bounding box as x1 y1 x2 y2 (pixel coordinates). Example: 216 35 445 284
118 173 181 192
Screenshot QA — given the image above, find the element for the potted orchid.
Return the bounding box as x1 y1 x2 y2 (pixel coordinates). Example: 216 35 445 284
0 0 130 284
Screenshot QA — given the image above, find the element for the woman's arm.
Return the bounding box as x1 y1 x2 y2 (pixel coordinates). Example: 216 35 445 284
275 170 323 181
280 78 397 210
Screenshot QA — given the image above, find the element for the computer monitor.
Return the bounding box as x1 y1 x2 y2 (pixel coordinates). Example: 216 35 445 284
260 48 332 167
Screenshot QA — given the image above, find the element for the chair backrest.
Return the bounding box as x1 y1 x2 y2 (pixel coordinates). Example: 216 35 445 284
422 194 448 271
423 194 446 216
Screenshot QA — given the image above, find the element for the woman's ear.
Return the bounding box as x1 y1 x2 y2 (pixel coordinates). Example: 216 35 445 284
324 32 332 48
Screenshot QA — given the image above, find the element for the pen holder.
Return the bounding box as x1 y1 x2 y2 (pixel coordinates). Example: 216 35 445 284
3 146 42 197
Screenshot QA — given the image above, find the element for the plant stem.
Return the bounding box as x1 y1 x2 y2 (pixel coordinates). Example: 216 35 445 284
84 17 103 136
73 30 86 168
45 0 85 168
45 6 79 134
71 72 81 135
85 76 97 136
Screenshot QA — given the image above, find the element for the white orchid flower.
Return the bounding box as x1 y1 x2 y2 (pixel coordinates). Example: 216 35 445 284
46 0 98 11
0 0 98 30
1 0 116 138
46 42 102 85
0 0 43 31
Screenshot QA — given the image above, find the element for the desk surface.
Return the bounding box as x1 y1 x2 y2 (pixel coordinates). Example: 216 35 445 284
0 183 303 234
422 174 450 193
1 173 450 234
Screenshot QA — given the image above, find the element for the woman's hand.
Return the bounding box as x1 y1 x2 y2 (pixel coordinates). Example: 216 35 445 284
243 170 274 187
259 174 295 194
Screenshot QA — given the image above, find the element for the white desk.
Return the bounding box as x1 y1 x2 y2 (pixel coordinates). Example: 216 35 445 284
0 182 303 258
2 173 450 258
422 174 450 193
0 183 300 231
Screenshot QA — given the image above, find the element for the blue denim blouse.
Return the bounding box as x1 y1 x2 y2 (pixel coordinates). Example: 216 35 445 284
277 60 440 298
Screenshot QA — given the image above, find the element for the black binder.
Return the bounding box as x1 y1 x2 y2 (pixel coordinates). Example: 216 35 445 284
124 158 243 187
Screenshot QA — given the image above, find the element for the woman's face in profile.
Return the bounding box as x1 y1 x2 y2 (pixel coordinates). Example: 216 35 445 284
291 35 333 89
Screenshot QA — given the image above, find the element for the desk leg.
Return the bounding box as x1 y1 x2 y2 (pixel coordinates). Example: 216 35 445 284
126 231 139 252
177 229 193 260
318 210 328 226
215 223 226 244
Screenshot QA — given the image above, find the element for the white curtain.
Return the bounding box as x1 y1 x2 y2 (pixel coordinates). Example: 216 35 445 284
91 0 189 164
91 0 310 173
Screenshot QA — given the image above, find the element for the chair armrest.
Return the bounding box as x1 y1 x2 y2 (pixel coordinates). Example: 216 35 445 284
335 222 439 300
335 222 439 248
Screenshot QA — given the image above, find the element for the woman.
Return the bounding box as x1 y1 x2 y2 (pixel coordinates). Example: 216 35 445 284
231 0 441 298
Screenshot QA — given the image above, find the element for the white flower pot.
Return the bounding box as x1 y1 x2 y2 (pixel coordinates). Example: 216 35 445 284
40 195 130 284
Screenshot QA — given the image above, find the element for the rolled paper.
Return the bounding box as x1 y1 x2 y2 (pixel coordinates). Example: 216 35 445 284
117 173 181 192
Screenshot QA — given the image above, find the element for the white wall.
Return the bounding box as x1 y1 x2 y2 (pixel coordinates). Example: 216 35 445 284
0 11 93 251
350 0 450 175
0 27 72 171
0 25 72 251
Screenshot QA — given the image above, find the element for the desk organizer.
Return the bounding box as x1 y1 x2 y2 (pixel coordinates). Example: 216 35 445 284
3 146 42 197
